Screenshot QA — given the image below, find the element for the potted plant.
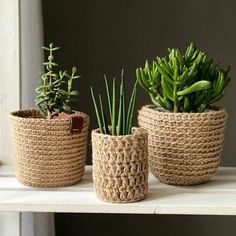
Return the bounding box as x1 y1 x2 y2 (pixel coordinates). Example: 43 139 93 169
136 43 230 186
10 43 89 187
91 70 148 203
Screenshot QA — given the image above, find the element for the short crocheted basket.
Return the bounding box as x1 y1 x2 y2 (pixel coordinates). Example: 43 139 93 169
10 109 89 187
138 105 228 186
92 127 148 203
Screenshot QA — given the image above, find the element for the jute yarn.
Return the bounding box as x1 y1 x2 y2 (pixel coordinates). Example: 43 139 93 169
10 109 89 187
92 128 148 203
138 105 227 186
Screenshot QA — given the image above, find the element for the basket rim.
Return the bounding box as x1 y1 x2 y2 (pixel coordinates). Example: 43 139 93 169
140 104 226 117
92 127 147 139
9 109 89 122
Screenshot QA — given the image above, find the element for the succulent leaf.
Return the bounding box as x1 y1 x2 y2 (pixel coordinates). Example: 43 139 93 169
35 43 80 118
136 42 231 112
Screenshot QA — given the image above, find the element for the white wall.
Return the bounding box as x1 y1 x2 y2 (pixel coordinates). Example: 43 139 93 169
0 0 20 165
0 213 20 236
0 1 20 236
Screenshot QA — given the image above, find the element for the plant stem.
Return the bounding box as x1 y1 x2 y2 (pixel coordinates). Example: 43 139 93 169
126 81 137 134
121 69 126 135
112 78 116 135
122 85 126 134
173 82 178 112
47 108 52 119
99 94 108 134
104 75 112 125
117 76 123 135
91 87 103 133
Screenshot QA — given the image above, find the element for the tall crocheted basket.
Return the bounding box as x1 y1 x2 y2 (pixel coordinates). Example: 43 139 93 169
10 109 89 187
92 128 148 203
138 105 228 186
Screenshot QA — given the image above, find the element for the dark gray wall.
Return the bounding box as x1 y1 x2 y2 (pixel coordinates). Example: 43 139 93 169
55 214 236 236
42 0 236 235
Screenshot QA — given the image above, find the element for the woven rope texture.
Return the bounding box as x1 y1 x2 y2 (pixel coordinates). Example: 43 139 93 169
92 128 148 203
138 105 227 186
10 109 89 187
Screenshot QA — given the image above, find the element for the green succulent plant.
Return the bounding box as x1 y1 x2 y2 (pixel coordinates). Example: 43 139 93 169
35 43 80 119
136 42 231 112
91 70 137 135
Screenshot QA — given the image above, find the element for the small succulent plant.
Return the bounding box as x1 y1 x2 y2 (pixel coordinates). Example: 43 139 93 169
91 70 137 135
136 43 231 112
35 43 80 119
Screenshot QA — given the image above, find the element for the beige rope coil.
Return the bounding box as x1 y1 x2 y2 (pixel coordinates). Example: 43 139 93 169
92 128 148 203
138 105 228 186
10 109 89 187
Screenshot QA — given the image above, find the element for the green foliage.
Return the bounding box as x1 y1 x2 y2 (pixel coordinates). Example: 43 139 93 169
35 43 80 119
91 70 137 135
136 43 231 112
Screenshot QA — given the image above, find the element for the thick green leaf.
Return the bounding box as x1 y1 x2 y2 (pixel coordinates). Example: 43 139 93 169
136 69 150 92
177 81 211 96
161 76 174 101
70 91 79 96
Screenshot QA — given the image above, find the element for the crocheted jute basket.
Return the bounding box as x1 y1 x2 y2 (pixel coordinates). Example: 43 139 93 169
138 105 228 186
9 109 89 187
92 128 148 203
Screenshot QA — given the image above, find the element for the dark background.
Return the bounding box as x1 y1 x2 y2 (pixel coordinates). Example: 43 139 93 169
55 214 236 236
42 0 236 235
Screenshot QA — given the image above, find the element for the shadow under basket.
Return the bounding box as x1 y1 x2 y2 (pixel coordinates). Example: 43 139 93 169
138 105 228 186
92 128 149 203
9 109 89 187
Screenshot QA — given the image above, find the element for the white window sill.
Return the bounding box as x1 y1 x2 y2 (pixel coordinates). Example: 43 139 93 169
0 166 236 215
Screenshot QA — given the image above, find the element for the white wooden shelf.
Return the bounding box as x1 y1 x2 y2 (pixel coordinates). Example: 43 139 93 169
0 166 236 215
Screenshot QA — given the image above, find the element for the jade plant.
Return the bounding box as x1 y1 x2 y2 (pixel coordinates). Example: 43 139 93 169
136 42 231 112
35 43 80 119
91 70 137 135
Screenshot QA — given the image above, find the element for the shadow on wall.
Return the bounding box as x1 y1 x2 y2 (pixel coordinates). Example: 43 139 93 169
42 0 236 166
